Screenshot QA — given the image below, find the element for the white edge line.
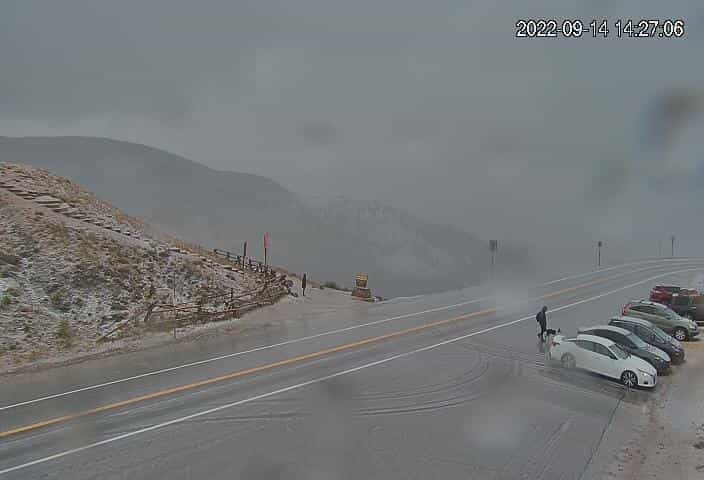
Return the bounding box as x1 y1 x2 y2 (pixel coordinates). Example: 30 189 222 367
0 266 700 476
2 258 700 411
540 257 699 286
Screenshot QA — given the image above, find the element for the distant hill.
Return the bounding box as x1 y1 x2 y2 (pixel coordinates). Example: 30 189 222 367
0 136 529 296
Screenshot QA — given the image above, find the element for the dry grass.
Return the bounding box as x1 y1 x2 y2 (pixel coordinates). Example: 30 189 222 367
56 319 74 349
25 348 47 362
0 252 21 266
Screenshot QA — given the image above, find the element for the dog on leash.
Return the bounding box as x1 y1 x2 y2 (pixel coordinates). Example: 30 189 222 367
539 328 560 342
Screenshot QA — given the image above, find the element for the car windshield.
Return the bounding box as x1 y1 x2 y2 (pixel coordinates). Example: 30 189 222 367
656 306 679 319
610 343 629 359
650 325 672 342
627 333 648 348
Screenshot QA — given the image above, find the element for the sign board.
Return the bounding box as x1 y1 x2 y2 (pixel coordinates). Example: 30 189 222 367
355 274 368 288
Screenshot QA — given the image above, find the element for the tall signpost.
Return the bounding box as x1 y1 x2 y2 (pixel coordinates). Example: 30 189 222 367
597 240 603 268
489 240 498 279
263 233 270 268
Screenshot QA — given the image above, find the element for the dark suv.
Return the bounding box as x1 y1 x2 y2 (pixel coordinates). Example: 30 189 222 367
608 316 685 364
622 300 700 341
670 294 704 325
578 325 671 373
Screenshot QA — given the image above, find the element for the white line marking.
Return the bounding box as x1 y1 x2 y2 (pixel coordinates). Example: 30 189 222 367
2 258 699 412
540 257 700 286
0 266 699 476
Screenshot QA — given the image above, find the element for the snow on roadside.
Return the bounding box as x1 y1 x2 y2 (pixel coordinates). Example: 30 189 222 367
584 341 704 479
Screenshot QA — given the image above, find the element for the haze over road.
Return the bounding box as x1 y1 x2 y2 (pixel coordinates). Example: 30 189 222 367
2 258 703 479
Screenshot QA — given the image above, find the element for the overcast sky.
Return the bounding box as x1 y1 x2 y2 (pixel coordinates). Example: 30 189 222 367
2 0 704 261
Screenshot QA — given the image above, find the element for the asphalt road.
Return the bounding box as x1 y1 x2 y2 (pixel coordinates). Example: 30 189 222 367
2 258 704 479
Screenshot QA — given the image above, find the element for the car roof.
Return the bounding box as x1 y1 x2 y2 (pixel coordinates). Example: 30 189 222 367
575 333 616 347
627 300 667 308
578 325 632 336
610 315 654 328
673 290 699 297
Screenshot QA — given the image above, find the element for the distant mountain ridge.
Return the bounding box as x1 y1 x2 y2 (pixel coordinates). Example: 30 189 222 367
0 136 529 296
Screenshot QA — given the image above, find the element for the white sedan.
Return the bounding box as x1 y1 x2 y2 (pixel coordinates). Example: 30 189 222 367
551 333 657 388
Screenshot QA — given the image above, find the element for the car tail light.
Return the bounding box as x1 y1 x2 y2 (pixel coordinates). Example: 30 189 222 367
622 306 627 314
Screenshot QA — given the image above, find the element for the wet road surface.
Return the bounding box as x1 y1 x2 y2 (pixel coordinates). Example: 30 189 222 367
1 258 703 479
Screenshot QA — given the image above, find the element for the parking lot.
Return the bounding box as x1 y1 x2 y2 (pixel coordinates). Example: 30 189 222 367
584 338 704 479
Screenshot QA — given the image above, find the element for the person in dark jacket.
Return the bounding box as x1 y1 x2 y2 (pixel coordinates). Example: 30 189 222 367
536 306 548 341
302 273 307 297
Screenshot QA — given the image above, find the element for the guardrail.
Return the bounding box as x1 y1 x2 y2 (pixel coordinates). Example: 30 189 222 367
154 278 289 324
97 277 292 342
212 248 277 276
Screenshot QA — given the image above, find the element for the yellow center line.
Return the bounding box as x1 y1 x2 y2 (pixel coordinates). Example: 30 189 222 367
0 264 676 439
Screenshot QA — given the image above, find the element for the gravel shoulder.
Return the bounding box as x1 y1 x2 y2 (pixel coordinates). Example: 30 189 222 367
584 339 704 479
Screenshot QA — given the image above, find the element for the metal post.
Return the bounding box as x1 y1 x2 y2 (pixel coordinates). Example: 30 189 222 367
670 235 675 258
658 240 662 258
597 241 602 268
489 240 498 279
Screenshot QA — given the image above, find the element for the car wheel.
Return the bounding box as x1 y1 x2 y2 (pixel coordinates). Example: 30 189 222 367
621 370 638 388
561 353 575 369
674 328 688 342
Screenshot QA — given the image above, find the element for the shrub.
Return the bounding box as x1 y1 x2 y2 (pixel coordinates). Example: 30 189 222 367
322 281 341 290
0 253 21 266
56 319 72 339
50 291 71 312
56 320 74 348
26 349 45 362
0 294 11 308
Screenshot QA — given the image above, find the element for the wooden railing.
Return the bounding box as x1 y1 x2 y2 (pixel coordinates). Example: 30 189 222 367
212 248 277 276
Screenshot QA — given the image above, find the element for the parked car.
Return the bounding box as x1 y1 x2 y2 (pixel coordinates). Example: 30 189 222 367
551 333 657 388
577 325 671 373
622 300 700 341
608 316 685 364
670 293 704 325
649 285 682 305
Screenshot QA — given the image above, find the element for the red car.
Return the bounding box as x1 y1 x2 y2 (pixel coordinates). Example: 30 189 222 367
649 285 683 305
